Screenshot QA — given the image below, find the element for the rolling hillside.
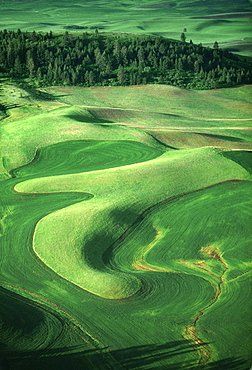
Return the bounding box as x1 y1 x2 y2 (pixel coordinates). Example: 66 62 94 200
1 1 252 368
0 82 252 369
1 0 252 55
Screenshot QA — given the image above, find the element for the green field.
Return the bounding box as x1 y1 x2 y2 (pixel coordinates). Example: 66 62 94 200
1 0 252 55
1 81 252 369
1 1 252 367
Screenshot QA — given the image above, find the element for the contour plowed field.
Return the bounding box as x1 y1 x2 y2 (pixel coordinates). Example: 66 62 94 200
1 84 251 369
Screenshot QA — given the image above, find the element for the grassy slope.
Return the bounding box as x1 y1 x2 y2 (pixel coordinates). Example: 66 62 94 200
51 84 252 119
14 147 250 299
2 83 252 175
50 84 252 149
1 105 157 170
1 0 252 55
12 140 165 178
0 287 106 370
110 180 252 362
1 83 252 369
1 0 252 365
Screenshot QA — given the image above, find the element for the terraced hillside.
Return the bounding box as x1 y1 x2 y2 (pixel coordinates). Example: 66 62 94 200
0 83 252 369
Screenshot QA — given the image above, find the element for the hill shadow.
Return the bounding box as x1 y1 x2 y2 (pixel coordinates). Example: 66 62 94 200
0 102 20 114
1 338 249 370
26 88 58 101
197 132 245 143
65 113 113 124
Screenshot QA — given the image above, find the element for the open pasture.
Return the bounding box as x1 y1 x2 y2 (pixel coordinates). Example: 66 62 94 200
0 0 252 54
1 83 252 368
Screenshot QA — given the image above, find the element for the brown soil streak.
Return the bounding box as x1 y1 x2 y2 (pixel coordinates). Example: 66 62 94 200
183 245 228 365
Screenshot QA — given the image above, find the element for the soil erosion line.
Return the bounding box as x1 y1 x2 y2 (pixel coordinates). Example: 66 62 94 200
183 245 228 365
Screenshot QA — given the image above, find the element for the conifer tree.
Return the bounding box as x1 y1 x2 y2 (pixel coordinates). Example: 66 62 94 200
117 65 125 85
181 33 186 43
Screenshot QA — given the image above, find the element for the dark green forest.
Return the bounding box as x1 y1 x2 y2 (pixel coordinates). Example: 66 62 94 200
0 29 251 89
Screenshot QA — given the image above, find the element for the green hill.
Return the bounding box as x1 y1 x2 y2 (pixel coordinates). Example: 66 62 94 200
0 82 251 368
0 0 252 55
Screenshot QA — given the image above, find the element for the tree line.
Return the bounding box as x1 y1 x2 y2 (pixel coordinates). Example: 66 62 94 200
0 29 251 89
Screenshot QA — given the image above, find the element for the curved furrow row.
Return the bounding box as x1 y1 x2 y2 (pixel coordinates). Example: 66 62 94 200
1 105 159 171
1 83 252 369
1 129 252 369
12 140 165 179
0 138 168 366
0 286 76 361
106 180 252 364
0 285 113 370
13 148 250 299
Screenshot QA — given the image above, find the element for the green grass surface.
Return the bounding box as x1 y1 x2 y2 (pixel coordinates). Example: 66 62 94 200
1 83 252 369
1 104 157 170
13 147 250 298
109 180 252 361
12 140 165 179
3 83 252 174
49 84 252 121
1 0 252 55
1 0 252 365
221 150 252 174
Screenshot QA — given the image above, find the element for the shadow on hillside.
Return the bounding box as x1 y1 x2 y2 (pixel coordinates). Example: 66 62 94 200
66 113 113 124
0 288 249 370
27 88 58 101
197 132 245 143
0 102 20 114
1 339 249 370
159 112 181 118
17 83 69 101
